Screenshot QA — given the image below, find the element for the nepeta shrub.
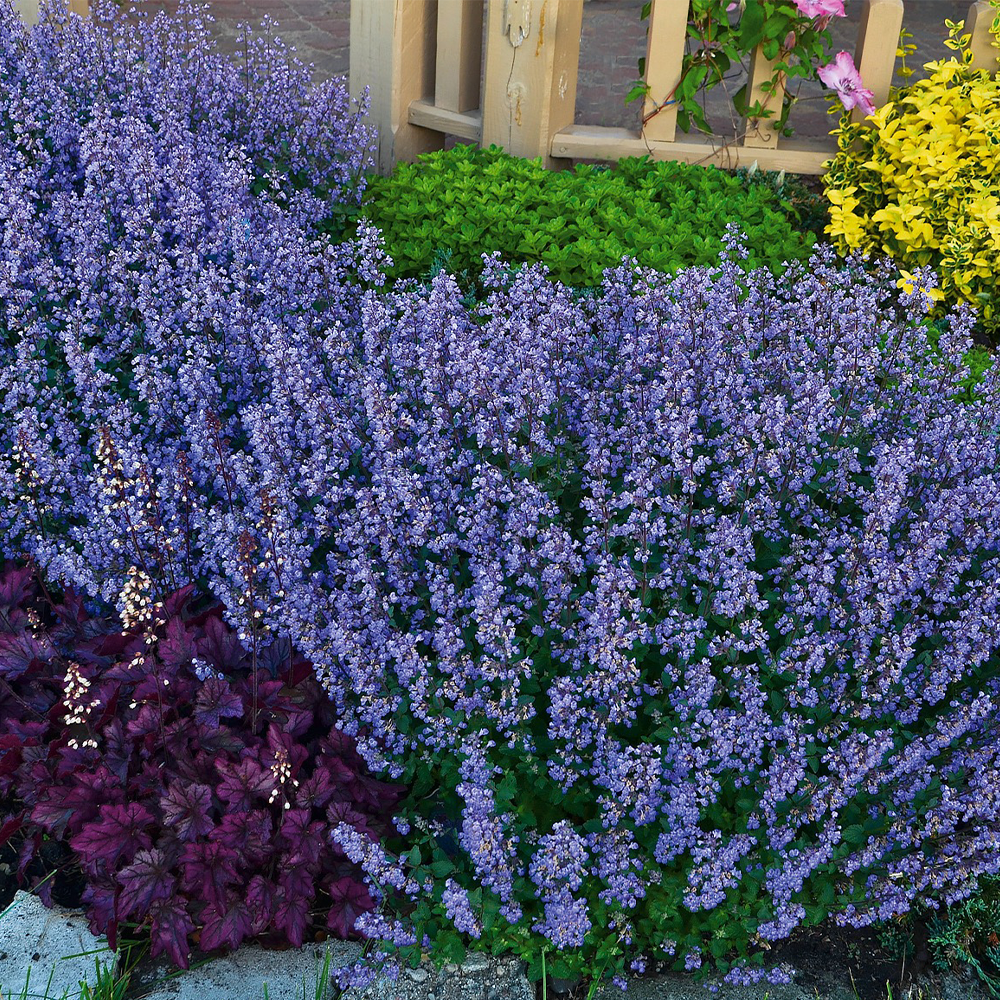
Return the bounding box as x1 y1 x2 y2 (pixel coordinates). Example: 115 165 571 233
0 0 374 402
0 0 383 615
8 168 1000 989
0 560 404 969
293 242 1000 991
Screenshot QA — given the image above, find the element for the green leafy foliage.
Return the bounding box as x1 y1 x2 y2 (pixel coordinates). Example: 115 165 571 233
926 877 1000 998
346 144 819 291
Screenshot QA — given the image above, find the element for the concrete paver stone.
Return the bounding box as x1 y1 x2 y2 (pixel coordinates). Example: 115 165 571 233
130 943 533 1000
0 890 114 1000
131 940 364 1000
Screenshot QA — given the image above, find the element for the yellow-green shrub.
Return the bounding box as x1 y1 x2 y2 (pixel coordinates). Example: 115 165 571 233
822 50 1000 333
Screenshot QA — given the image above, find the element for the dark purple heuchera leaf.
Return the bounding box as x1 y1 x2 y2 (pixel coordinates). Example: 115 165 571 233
158 616 200 673
82 882 119 951
294 765 335 810
211 810 272 868
197 616 247 674
215 757 275 811
256 637 312 683
281 863 317 902
0 718 46 742
180 841 241 910
161 584 200 620
32 769 125 838
0 631 52 679
149 899 195 970
52 742 101 774
160 783 216 842
264 723 309 774
278 808 325 867
117 848 177 919
194 726 247 756
0 813 24 846
199 893 253 952
192 677 243 729
274 889 310 948
271 675 328 737
319 753 357 791
0 563 35 614
101 719 132 784
126 703 169 741
70 803 155 875
31 866 56 906
131 673 180 705
246 874 275 936
159 718 202 762
277 848 324 945
88 631 141 659
325 802 378 852
326 876 375 938
319 728 359 757
235 677 287 717
0 734 23 784
276 701 314 739
17 830 41 880
342 770 393 812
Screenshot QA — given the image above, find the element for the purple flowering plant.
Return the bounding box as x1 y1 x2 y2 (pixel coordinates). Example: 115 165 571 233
9 192 1000 987
302 243 1000 991
0 559 405 968
4 0 1000 991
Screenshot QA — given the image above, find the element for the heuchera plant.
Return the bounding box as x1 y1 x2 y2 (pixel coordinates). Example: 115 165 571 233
0 560 405 969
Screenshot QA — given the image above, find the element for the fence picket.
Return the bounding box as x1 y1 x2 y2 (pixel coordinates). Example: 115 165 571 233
480 0 584 167
966 0 1000 73
436 0 484 113
350 0 444 174
742 44 784 149
852 0 904 122
641 0 689 144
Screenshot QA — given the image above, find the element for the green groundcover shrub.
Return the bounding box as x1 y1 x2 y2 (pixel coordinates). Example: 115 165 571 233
348 144 822 288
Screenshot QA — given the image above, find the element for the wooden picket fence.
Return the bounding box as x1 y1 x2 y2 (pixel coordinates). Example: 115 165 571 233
350 0 1000 175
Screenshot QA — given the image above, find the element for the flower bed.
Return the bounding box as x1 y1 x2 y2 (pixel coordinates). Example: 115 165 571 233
3 1 1000 998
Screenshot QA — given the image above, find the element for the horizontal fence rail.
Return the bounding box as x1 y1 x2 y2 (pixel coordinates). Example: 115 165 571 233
351 0 1000 175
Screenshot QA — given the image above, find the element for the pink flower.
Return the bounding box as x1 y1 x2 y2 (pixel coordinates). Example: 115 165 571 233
794 0 846 17
817 50 877 115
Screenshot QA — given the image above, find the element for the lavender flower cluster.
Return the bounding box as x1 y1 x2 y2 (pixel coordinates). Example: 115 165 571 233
0 0 375 621
4 0 1000 984
310 243 1000 985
